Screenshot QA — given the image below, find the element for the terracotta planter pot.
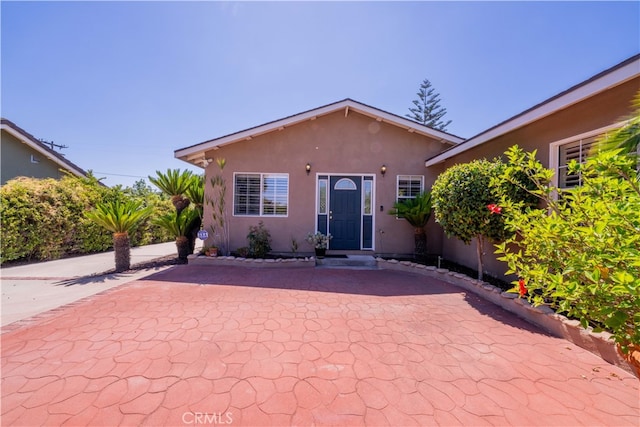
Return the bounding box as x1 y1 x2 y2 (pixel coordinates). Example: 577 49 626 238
617 343 640 378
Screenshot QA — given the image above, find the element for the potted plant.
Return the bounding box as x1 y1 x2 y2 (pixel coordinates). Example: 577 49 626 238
306 232 332 258
202 246 218 257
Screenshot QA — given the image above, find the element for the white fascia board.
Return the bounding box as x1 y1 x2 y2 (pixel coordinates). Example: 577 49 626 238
347 103 465 144
425 57 640 167
175 101 355 161
175 99 464 162
1 124 87 178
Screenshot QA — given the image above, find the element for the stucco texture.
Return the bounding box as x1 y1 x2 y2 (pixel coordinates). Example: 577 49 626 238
200 110 450 257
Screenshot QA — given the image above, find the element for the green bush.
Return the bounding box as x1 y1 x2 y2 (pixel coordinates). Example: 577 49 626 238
431 158 536 279
496 141 640 352
247 221 272 258
0 176 173 264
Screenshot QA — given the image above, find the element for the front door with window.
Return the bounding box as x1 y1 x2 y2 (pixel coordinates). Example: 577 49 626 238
316 174 373 251
329 176 361 250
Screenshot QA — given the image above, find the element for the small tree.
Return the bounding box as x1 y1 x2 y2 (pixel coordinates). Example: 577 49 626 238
431 159 536 280
85 200 151 272
388 191 433 258
406 78 452 131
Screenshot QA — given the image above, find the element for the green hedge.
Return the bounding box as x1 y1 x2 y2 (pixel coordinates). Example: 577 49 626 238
0 176 173 264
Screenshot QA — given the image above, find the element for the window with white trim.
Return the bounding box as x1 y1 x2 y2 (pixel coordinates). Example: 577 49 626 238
557 136 599 188
549 122 630 190
396 175 424 202
234 173 288 216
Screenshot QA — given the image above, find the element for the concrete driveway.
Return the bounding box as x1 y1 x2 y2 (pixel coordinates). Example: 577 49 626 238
1 242 179 326
1 264 638 426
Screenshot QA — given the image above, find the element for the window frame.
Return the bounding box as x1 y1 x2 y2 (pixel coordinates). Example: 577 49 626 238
395 175 424 219
233 172 289 217
396 175 424 202
549 122 626 190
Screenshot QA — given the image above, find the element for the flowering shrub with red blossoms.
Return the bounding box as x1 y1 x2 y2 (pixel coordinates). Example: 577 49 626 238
495 124 640 352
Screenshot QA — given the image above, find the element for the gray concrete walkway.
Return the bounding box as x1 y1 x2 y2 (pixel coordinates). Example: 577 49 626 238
1 242 181 327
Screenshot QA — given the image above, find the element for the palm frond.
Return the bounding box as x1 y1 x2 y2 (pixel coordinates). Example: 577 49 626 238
184 174 205 210
153 209 200 238
148 169 195 197
388 192 433 228
85 200 152 234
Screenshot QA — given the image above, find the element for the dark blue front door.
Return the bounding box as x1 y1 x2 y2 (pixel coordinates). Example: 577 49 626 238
329 176 361 250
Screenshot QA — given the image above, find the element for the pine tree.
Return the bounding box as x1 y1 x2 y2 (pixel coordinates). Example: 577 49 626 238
406 78 452 131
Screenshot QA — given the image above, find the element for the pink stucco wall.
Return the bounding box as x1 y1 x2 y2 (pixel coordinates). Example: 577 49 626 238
200 109 451 256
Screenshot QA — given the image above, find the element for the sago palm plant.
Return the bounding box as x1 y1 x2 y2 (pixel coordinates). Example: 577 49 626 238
154 209 200 262
388 191 433 258
85 200 152 272
149 169 195 214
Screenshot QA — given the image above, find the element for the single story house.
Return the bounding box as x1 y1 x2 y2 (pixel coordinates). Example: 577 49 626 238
176 53 639 276
1 118 89 185
176 99 464 257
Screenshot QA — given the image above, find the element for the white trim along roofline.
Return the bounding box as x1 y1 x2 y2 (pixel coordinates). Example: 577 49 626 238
175 98 465 167
1 119 88 179
425 54 640 167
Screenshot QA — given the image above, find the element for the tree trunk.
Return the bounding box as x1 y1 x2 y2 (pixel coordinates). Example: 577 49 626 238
176 236 190 263
414 227 427 259
476 235 484 281
113 232 131 272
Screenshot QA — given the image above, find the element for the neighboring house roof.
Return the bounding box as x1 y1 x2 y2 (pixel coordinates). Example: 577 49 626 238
175 98 465 167
425 53 640 167
1 118 89 179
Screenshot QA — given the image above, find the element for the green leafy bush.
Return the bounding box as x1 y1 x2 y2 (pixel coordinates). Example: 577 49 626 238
1 176 172 264
247 221 272 258
496 139 639 352
431 159 536 279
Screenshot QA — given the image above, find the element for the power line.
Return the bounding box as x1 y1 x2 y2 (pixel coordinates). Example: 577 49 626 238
94 172 147 178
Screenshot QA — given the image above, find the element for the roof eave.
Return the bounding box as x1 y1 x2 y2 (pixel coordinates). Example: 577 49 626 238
1 120 89 179
425 54 640 167
175 99 464 166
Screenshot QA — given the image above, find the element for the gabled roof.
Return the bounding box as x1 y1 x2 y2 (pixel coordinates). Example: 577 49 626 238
175 98 465 167
1 118 89 179
425 53 640 166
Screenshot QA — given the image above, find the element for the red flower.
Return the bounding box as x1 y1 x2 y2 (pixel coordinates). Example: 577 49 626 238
487 204 502 214
518 279 527 297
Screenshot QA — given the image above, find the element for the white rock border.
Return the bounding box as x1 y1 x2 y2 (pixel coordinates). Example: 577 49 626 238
377 257 634 376
188 254 315 269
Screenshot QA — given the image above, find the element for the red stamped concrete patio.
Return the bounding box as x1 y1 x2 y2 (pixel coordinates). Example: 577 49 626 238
2 265 638 426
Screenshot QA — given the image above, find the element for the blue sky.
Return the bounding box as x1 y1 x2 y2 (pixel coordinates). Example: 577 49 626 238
2 1 639 187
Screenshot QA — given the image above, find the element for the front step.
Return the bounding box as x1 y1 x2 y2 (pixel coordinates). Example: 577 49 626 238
315 255 378 269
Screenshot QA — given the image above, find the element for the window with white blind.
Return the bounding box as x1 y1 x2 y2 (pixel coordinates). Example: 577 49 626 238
234 173 288 216
550 123 629 190
557 136 599 188
397 175 424 201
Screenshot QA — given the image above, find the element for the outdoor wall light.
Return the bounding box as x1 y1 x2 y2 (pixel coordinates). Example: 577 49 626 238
306 163 311 175
380 165 387 176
